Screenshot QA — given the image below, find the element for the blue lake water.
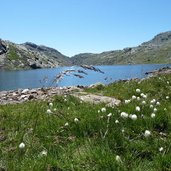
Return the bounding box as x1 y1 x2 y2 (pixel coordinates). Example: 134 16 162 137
0 64 171 91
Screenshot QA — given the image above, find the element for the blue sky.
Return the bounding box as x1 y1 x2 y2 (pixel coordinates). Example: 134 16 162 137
1 0 171 56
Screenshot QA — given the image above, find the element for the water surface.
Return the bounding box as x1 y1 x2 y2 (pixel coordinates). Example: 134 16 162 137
0 64 170 91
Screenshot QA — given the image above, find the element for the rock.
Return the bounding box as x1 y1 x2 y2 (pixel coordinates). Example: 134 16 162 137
21 89 29 94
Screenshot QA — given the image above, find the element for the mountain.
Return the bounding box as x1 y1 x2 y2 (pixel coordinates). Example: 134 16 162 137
1 31 171 70
71 31 171 65
0 40 71 70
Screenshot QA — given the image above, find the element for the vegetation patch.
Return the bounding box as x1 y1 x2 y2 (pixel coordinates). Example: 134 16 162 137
1 74 171 170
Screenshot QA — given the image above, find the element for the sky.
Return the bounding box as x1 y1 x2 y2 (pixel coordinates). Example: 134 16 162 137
1 0 171 56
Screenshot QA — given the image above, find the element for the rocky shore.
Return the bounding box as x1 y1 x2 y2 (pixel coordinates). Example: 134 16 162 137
0 86 83 105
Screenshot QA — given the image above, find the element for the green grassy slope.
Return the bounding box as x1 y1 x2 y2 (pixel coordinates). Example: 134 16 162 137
1 74 171 170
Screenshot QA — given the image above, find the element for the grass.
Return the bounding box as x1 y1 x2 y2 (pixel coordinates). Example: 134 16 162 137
7 45 20 61
1 74 171 170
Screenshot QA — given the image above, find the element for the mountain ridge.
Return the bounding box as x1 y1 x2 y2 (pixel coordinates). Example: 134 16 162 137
1 31 171 70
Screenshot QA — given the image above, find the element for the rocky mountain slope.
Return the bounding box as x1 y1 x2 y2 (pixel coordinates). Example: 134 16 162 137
71 31 171 65
0 40 71 70
0 31 171 70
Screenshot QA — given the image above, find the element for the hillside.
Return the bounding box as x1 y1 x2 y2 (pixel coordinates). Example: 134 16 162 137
71 31 171 65
1 31 171 70
0 40 71 70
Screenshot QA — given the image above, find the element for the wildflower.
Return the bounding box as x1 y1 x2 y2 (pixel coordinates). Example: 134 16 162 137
40 150 47 156
166 96 169 99
153 108 157 112
164 108 167 111
98 110 100 113
144 130 151 137
19 142 25 149
150 105 154 108
151 113 156 118
107 113 112 117
143 94 147 99
101 107 106 113
53 108 57 111
121 112 128 118
115 155 122 162
156 101 160 106
132 95 136 100
136 89 141 93
64 98 67 102
167 81 169 84
142 101 146 105
115 120 119 124
49 102 53 107
47 109 52 114
150 99 156 104
140 93 145 97
64 122 69 126
136 106 140 112
159 147 164 152
137 97 140 101
121 129 125 133
74 118 79 123
130 114 137 120
125 99 131 104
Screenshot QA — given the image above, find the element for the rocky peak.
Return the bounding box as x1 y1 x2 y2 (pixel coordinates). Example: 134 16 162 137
0 39 7 55
142 31 171 47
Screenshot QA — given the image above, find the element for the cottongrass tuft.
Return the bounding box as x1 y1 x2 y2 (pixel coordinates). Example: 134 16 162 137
101 107 106 113
107 113 112 117
136 106 140 112
144 130 151 137
130 114 137 120
19 142 25 149
132 95 136 100
136 89 141 93
47 109 52 114
151 113 156 118
115 155 122 163
159 147 164 152
121 112 128 118
74 118 79 123
115 120 119 124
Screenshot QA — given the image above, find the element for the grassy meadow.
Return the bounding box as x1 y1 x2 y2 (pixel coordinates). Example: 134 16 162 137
1 74 171 170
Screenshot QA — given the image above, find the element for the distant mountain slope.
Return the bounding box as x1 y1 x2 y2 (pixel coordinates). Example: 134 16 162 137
0 40 71 70
1 31 171 70
71 31 171 65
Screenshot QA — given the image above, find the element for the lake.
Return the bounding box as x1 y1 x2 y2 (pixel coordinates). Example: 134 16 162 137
0 64 170 91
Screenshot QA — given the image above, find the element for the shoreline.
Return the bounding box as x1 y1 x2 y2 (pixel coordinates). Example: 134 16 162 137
0 86 84 105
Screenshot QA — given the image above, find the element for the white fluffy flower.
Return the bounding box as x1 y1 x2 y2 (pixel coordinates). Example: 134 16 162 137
166 96 169 99
130 114 137 120
64 122 69 126
53 108 57 111
150 99 156 104
156 101 160 106
107 113 112 117
136 106 140 112
167 81 169 84
49 102 53 107
98 110 100 113
74 118 79 123
115 120 119 124
101 107 106 113
136 89 141 93
19 142 25 149
132 95 136 100
47 109 52 114
153 108 157 112
137 97 140 101
144 130 151 137
40 150 47 156
121 112 128 118
150 105 154 108
151 113 156 118
125 99 131 104
115 155 122 162
142 101 146 105
159 147 164 152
